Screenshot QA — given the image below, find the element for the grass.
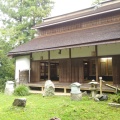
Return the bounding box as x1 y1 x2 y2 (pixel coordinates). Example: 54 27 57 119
0 93 120 120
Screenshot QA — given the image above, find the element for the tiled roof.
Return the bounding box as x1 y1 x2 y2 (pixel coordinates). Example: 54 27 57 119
34 1 120 28
8 23 120 56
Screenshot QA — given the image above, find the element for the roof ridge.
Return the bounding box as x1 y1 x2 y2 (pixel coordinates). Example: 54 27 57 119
33 0 120 29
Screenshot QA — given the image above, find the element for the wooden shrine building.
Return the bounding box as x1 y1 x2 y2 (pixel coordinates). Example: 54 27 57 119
8 0 120 88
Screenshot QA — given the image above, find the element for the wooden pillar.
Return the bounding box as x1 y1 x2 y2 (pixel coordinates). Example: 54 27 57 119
95 45 99 82
69 48 71 59
29 53 32 83
100 79 103 95
79 59 84 83
48 51 50 80
69 48 72 82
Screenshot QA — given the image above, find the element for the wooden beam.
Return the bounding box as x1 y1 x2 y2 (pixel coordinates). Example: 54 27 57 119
95 45 99 82
105 84 120 91
48 51 50 80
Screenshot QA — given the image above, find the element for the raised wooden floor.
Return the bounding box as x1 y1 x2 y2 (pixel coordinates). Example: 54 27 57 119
26 81 119 95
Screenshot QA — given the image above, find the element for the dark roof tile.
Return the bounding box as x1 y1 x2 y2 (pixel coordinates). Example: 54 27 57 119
9 23 120 55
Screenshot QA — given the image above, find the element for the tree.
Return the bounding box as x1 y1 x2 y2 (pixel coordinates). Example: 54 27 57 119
0 0 54 91
0 37 14 77
0 0 54 46
0 37 15 91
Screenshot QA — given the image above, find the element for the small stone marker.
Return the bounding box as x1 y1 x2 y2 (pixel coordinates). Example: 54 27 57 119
12 98 27 107
70 82 82 101
50 117 61 120
43 80 55 96
5 81 14 95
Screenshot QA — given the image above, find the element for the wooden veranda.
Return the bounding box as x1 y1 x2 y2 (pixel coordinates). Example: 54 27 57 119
26 81 119 95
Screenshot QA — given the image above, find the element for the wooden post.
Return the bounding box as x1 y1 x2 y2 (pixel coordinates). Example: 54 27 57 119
79 59 84 83
69 48 71 59
29 53 32 83
95 58 99 82
99 77 104 95
48 51 50 80
95 45 99 82
100 79 102 95
69 48 72 82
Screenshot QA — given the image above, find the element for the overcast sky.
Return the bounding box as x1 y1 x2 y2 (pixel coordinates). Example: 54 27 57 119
0 0 94 27
50 0 94 17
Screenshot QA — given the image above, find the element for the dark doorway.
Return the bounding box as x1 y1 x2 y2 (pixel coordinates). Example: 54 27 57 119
83 61 89 80
83 58 113 82
83 59 96 81
40 61 59 81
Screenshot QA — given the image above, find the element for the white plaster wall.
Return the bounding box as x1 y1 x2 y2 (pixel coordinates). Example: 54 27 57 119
15 55 30 82
50 49 69 59
71 46 95 58
98 43 120 56
32 51 48 60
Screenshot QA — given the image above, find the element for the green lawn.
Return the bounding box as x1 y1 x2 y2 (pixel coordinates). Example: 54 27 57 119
0 93 120 120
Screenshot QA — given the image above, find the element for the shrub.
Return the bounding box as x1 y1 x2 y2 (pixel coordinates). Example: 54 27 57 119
112 93 120 103
0 77 14 92
0 78 7 92
14 85 30 96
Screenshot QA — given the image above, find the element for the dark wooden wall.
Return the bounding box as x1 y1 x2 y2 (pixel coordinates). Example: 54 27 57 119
30 61 40 83
59 59 84 83
71 59 84 83
112 56 120 84
30 56 120 85
59 59 71 82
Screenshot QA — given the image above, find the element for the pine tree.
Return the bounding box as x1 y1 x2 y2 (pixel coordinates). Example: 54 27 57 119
0 0 54 46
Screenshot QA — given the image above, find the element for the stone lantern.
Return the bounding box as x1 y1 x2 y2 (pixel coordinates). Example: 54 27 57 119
5 81 14 95
70 82 82 101
88 80 99 98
